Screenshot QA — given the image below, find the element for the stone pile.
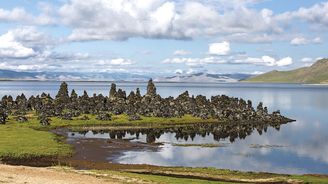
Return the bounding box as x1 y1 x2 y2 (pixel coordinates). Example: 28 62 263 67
0 79 292 126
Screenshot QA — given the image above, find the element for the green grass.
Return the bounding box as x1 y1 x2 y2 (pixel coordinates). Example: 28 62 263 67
13 112 219 130
78 166 328 183
111 171 229 184
0 124 71 159
0 112 217 160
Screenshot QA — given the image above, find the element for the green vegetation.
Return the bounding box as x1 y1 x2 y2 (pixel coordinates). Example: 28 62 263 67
0 123 71 160
244 58 328 84
10 112 218 130
0 112 217 160
56 166 328 184
1 113 328 183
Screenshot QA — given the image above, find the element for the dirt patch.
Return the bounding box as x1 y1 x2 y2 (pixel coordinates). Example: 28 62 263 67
0 164 118 184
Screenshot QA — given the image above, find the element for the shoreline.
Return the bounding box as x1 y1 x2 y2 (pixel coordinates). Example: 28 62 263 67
1 121 328 183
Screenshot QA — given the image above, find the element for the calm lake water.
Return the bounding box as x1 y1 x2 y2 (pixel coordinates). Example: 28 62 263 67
1 81 328 174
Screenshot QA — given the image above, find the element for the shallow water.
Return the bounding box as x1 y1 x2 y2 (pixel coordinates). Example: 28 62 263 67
1 81 328 174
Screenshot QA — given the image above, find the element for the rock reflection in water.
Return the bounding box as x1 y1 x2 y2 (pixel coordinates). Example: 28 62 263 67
72 121 285 144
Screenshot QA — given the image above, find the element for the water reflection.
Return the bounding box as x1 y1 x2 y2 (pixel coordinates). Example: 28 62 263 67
71 121 285 144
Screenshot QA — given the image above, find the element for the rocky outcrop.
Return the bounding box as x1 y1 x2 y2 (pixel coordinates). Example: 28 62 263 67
0 80 293 126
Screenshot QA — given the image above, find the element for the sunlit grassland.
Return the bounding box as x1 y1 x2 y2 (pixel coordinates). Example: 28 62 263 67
0 123 71 159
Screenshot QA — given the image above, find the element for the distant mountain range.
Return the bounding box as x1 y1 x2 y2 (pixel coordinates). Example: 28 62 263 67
155 73 253 83
0 70 150 82
244 58 328 84
0 70 253 83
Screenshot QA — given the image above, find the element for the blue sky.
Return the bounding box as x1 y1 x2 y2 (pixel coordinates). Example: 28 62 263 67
0 0 327 77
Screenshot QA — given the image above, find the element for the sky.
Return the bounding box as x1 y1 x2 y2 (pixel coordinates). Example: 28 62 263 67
0 0 327 77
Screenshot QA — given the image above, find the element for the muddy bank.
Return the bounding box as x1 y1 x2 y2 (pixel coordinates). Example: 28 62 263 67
0 156 60 167
66 138 162 164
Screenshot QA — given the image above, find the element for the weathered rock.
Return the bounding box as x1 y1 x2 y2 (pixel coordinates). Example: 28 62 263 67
79 115 90 120
109 83 117 100
96 113 111 121
129 114 142 121
61 112 73 120
39 116 51 126
0 104 8 124
146 79 156 96
16 115 28 123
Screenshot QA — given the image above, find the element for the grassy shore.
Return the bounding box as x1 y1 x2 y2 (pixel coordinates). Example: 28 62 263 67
0 124 71 160
0 112 217 160
57 166 328 183
1 112 328 183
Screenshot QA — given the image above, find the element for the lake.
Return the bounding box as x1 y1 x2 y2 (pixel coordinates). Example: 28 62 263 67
1 81 328 174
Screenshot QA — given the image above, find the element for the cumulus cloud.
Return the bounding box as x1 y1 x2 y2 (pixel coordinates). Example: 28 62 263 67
0 6 55 25
301 57 313 63
58 0 282 41
163 55 293 67
0 62 50 71
235 56 293 66
97 58 135 66
209 41 230 55
290 2 328 28
0 30 36 58
290 36 322 46
0 27 61 59
163 57 227 66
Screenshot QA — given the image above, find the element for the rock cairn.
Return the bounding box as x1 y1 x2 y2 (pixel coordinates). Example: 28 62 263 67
0 80 292 125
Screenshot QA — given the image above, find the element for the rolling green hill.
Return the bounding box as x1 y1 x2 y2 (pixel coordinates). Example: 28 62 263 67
244 58 328 84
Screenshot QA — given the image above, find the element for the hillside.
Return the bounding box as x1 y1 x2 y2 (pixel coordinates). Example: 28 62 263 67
245 59 328 84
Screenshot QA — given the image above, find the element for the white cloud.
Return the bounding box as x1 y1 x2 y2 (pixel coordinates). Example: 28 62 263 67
276 57 293 66
209 41 230 55
163 57 227 66
163 55 293 67
290 37 307 46
173 50 191 56
0 62 50 71
276 2 328 31
301 57 313 63
97 58 135 66
290 36 322 46
59 0 282 41
0 30 36 58
235 56 293 66
0 7 55 25
291 2 328 28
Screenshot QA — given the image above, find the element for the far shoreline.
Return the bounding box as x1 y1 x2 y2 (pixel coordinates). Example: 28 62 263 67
1 79 328 85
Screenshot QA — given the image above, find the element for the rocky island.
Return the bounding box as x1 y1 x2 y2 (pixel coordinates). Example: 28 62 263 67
0 79 292 126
